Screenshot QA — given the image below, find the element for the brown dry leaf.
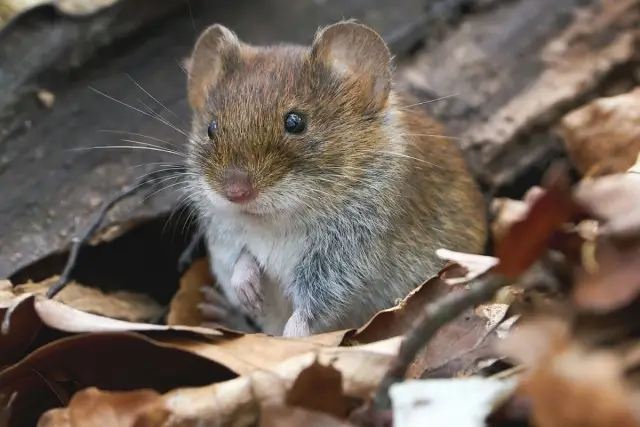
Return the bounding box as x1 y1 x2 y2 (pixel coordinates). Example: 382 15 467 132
1 332 237 427
40 337 401 427
285 359 349 419
344 271 453 345
559 87 640 176
573 171 640 243
573 244 640 312
0 294 42 367
160 331 349 376
37 388 166 427
495 164 581 277
435 249 499 285
13 276 163 323
167 258 211 326
259 405 356 427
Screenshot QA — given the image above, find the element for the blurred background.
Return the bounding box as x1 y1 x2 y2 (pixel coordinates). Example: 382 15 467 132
0 0 638 305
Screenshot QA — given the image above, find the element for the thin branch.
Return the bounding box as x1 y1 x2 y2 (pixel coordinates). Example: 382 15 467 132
46 168 186 298
373 273 512 410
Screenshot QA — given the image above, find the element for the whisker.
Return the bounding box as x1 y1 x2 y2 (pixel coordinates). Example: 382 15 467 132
119 139 185 157
88 86 188 137
137 99 189 138
68 145 186 158
126 74 189 128
398 93 459 111
98 130 183 150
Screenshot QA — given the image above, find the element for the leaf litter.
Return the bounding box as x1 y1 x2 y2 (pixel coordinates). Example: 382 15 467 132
2 90 640 426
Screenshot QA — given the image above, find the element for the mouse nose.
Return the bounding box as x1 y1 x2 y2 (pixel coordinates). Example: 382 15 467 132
222 169 255 203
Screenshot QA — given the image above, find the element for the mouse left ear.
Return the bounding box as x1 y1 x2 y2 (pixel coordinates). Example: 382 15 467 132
311 21 392 110
187 24 241 111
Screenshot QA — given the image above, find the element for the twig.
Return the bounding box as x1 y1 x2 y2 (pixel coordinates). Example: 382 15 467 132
373 273 512 410
46 168 185 298
177 228 204 276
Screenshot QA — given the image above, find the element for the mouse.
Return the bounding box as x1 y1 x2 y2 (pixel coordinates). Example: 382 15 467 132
184 20 488 337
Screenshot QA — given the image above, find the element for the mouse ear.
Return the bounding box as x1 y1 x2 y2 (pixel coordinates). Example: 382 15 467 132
187 24 241 110
311 21 392 110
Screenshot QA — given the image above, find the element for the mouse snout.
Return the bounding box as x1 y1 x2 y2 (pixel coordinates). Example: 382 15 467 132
222 168 255 203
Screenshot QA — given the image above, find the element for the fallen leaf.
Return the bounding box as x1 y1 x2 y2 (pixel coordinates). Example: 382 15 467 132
12 277 163 323
435 249 499 285
573 172 640 243
37 388 166 427
166 258 210 327
1 332 237 426
559 87 640 176
389 378 517 427
0 294 43 367
495 164 581 277
259 404 356 427
285 359 349 419
40 337 402 427
572 244 640 312
343 272 453 345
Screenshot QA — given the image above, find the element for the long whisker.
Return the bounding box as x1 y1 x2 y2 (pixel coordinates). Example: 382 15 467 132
119 139 185 157
88 86 189 137
125 73 189 128
97 130 183 150
137 99 189 138
68 145 186 157
397 93 459 111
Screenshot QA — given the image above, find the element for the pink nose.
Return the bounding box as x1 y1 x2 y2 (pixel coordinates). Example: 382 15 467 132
222 169 255 203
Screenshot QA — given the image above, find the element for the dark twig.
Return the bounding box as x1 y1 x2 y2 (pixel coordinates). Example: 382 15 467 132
47 168 186 298
373 273 512 410
177 228 204 276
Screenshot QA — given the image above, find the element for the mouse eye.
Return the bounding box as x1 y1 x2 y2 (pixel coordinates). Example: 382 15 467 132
284 112 306 134
207 120 218 139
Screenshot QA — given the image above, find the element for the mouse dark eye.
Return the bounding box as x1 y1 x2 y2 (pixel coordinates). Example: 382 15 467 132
284 112 306 134
207 120 218 139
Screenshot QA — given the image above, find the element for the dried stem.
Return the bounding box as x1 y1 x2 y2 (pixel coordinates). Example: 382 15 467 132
373 273 512 410
47 168 185 298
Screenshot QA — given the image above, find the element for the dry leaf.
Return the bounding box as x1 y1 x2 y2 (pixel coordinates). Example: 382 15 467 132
559 87 640 176
435 249 499 285
573 172 640 243
344 271 453 345
13 277 163 323
166 258 211 326
389 378 517 427
495 164 581 277
158 331 349 376
259 404 356 427
40 337 402 427
285 359 349 418
37 388 166 427
1 332 237 426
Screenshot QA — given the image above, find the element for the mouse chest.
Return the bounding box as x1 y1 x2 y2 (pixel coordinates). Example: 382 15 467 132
239 222 306 288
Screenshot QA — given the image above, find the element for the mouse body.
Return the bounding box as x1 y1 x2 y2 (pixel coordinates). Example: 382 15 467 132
185 21 487 337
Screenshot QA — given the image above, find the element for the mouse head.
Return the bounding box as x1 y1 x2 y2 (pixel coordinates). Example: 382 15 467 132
186 21 394 217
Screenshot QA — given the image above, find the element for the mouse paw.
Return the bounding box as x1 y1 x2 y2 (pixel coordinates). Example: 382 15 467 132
199 283 262 333
282 310 312 338
231 253 263 315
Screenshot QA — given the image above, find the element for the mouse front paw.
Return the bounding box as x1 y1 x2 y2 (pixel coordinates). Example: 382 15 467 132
231 252 263 315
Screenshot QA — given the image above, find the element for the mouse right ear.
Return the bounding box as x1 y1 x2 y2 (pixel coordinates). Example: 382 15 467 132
187 24 241 111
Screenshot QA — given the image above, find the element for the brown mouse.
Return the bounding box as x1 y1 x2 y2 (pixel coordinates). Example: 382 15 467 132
184 20 487 337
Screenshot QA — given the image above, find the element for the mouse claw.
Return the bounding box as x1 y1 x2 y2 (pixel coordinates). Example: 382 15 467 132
231 253 264 315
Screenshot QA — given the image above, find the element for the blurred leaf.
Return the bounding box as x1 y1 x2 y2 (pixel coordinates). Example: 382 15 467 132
37 388 166 427
495 164 580 277
285 359 349 419
259 405 356 427
389 378 517 427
